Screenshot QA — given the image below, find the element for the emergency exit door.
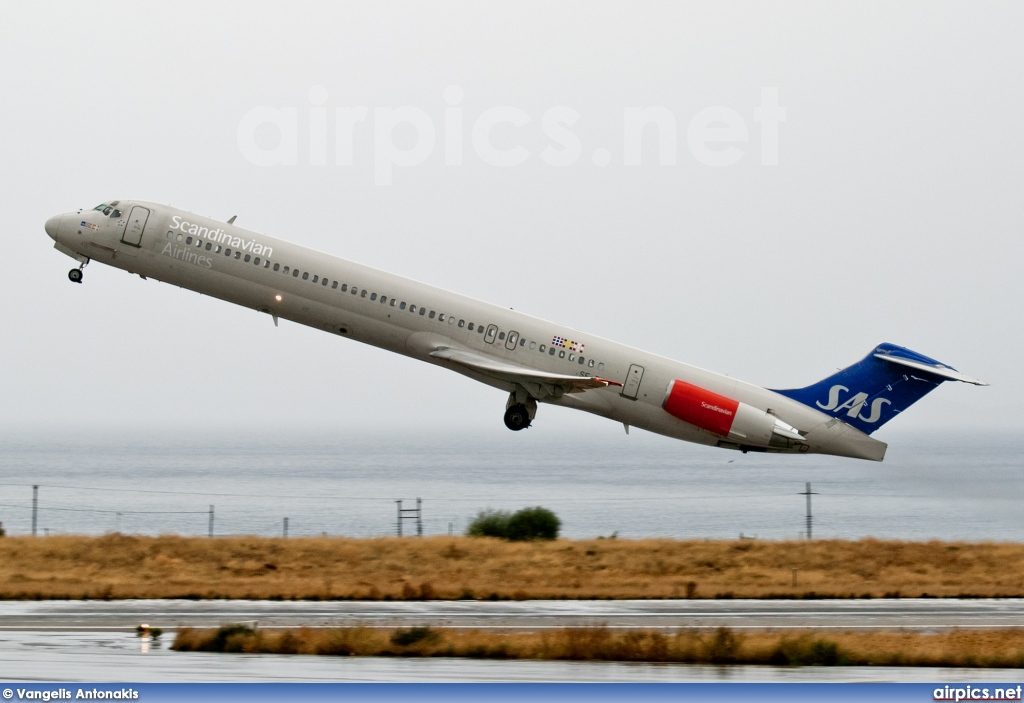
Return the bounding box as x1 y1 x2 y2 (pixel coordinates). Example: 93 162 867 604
621 364 645 399
122 206 150 247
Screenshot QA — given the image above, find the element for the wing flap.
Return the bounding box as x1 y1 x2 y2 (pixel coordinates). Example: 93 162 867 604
430 347 620 393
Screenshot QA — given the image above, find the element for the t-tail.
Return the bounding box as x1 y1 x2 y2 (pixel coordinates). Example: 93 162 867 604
772 343 987 435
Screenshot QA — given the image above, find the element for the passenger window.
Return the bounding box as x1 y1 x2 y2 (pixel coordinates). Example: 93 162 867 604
569 353 576 361
254 257 260 265
476 325 483 332
419 308 426 316
578 356 585 365
244 254 251 262
598 362 605 371
539 344 546 352
370 293 377 301
498 332 505 340
332 281 338 289
216 246 222 254
559 351 565 359
177 234 184 242
166 231 173 240
282 266 289 274
410 305 416 313
468 323 474 331
588 359 595 368
235 251 241 259
549 347 556 355
225 248 232 256
322 278 329 286
186 237 193 245
264 260 270 268
341 283 347 291
458 319 465 328
351 287 357 295
206 243 213 251
380 296 387 304
438 313 445 321
400 302 406 310
429 311 435 319
529 341 536 350
274 263 280 272
293 269 299 276
449 316 455 324
390 299 396 306
361 290 367 298
520 339 526 347
302 272 308 280
312 274 318 283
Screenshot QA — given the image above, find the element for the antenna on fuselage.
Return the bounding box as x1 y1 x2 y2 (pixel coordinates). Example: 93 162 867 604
227 215 237 224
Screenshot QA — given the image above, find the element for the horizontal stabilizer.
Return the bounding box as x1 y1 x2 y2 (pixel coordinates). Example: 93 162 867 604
872 350 988 386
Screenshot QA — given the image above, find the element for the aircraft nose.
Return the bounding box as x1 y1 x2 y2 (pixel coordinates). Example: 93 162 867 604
45 214 62 241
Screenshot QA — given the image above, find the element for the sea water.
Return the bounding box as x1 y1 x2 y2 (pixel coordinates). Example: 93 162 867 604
0 428 1019 541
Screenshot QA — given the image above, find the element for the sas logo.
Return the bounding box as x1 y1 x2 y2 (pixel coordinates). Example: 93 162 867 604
816 385 891 423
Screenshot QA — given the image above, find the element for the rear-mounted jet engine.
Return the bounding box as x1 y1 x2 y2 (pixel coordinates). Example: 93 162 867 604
662 380 806 450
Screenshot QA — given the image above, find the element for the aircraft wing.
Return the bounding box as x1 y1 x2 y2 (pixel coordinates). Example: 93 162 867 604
429 347 621 395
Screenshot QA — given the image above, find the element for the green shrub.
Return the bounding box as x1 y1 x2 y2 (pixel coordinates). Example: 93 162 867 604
506 507 560 541
466 509 512 538
466 507 560 541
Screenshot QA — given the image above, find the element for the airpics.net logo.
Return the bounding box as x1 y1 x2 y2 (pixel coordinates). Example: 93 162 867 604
236 85 786 185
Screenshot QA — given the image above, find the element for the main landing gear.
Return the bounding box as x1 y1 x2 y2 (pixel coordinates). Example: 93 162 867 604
68 259 89 284
503 393 538 431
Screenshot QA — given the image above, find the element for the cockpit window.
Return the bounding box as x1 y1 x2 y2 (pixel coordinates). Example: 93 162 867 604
110 209 122 218
102 207 112 215
93 204 107 211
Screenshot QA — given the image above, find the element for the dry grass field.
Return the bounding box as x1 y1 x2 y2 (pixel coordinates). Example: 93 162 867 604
0 534 1022 600
173 625 1024 667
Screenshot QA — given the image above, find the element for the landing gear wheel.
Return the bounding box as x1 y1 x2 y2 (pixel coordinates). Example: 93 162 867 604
503 403 531 431
68 268 83 284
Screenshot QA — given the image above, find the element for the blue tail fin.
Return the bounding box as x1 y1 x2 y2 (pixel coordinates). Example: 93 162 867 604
771 343 985 435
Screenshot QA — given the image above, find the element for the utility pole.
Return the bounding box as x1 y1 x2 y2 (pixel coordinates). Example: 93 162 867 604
396 499 423 537
31 485 38 537
208 505 214 538
283 517 289 538
799 482 818 540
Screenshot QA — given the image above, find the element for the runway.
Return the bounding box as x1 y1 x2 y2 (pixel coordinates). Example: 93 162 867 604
1 598 1022 632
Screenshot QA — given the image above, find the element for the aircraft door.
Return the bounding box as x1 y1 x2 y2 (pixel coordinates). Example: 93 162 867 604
621 364 645 399
122 206 150 247
485 324 498 344
505 330 520 350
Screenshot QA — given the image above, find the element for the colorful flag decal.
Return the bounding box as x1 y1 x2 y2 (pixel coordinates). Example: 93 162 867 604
552 335 585 353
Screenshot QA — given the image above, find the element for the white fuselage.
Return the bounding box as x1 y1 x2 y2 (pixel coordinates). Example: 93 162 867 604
45 200 887 461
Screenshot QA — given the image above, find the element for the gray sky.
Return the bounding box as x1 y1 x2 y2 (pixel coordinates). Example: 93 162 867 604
1 1 1019 439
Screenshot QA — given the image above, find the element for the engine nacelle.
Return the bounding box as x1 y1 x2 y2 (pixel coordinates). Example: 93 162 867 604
662 380 806 448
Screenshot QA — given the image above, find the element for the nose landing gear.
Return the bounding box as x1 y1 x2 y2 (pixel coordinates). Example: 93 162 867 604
68 260 89 284
503 392 538 431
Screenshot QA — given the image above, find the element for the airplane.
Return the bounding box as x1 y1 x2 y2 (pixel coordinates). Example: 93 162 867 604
44 200 986 461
